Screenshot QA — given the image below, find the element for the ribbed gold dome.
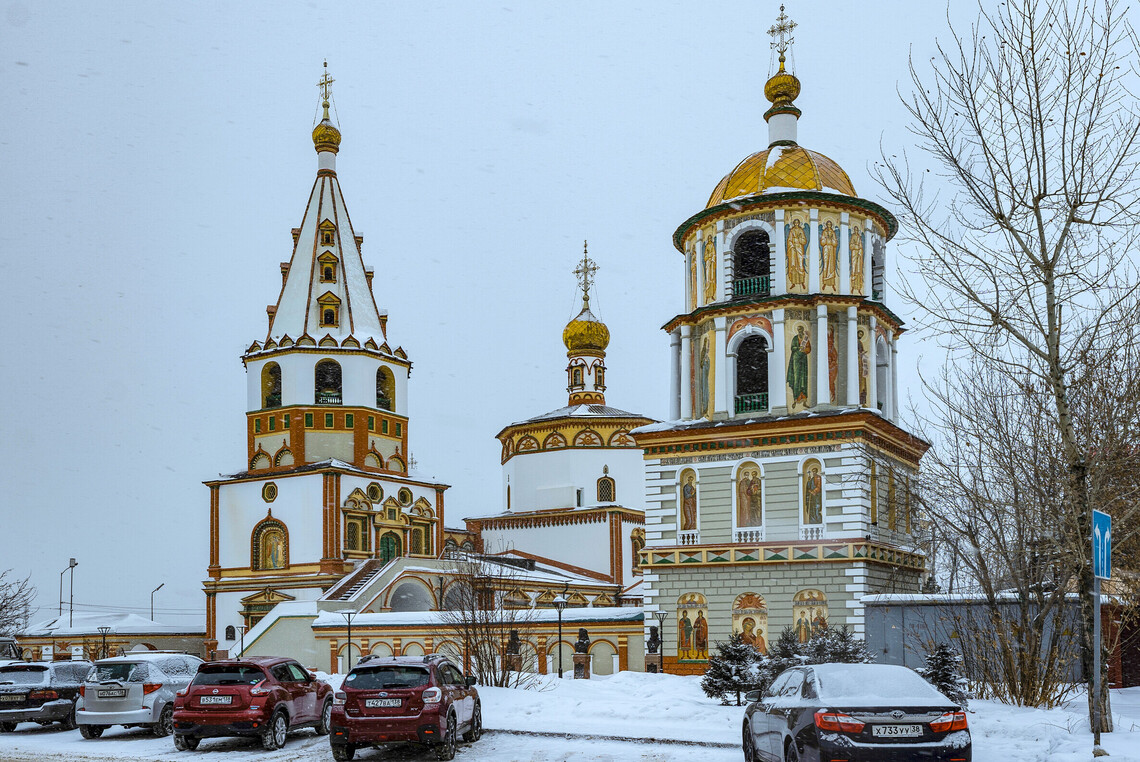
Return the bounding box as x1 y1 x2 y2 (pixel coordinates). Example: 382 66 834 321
312 118 341 154
764 70 801 108
706 145 855 207
563 303 610 353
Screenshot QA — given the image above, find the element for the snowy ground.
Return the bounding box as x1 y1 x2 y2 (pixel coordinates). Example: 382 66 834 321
0 672 1136 761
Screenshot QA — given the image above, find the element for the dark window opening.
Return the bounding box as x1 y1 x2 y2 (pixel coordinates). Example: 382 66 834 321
871 240 885 300
315 359 342 405
598 476 615 502
376 367 394 410
262 363 282 408
323 266 334 281
732 231 771 299
735 335 769 414
224 625 236 641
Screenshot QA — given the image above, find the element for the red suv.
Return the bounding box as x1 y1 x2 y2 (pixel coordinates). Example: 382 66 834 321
171 657 332 751
330 655 481 761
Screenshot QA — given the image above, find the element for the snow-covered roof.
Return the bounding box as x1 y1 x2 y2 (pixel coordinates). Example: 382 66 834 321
504 403 653 430
212 458 448 488
312 606 643 630
20 612 200 637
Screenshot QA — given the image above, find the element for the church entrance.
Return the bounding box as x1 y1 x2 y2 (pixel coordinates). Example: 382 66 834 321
379 532 401 563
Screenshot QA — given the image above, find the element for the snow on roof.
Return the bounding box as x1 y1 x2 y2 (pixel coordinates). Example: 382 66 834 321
312 606 643 630
862 592 1107 605
504 403 652 429
20 612 200 637
215 458 449 487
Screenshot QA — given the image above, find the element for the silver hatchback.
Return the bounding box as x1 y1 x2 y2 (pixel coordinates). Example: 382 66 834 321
78 653 203 738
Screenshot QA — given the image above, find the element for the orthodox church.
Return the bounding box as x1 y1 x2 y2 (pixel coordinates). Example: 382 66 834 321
633 9 929 674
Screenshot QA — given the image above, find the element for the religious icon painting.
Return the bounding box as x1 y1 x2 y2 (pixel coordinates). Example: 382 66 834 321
677 592 709 662
734 461 763 528
785 319 813 411
732 592 769 654
792 589 828 643
678 468 699 533
802 458 824 526
701 228 717 305
784 215 810 293
819 213 841 294
849 217 866 295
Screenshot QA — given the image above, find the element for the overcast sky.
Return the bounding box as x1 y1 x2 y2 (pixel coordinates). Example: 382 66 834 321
0 1 976 628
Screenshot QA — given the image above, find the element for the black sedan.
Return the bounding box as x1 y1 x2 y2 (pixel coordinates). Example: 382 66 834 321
742 663 971 762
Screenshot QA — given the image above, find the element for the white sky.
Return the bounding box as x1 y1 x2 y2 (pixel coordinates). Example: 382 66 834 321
0 1 974 627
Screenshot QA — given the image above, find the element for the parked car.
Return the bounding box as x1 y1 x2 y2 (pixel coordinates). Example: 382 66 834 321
742 663 971 762
171 656 333 751
0 660 91 732
329 654 481 761
77 652 203 738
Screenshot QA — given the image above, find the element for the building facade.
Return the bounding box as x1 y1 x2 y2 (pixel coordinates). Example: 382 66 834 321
635 12 929 674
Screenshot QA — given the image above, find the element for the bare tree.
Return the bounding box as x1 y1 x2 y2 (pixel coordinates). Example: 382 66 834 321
878 0 1140 734
0 569 35 636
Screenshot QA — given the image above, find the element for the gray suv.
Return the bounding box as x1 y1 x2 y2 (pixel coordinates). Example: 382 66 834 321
78 653 203 738
0 660 91 731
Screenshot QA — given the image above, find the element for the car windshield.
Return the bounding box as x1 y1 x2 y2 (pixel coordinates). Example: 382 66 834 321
345 666 430 690
89 662 149 683
813 664 946 703
193 665 266 686
0 665 48 685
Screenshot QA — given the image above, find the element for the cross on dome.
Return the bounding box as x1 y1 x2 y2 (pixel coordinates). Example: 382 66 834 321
318 60 335 102
573 240 598 305
768 5 797 71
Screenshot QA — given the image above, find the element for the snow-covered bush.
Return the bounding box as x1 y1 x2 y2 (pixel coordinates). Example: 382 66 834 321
700 633 763 705
918 641 970 709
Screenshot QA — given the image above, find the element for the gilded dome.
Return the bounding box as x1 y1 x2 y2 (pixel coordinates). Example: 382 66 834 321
764 70 801 108
705 145 855 208
312 118 341 154
562 303 610 353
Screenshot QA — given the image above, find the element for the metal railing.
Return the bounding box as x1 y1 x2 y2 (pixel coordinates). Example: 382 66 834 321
735 393 768 414
733 275 771 299
316 391 342 405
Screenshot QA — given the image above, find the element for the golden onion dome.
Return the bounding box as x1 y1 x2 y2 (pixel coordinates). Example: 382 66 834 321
312 117 341 154
764 70 801 108
706 144 855 208
562 301 610 353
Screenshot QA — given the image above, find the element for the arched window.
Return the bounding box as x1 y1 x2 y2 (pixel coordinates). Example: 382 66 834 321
411 528 424 555
376 367 394 411
570 365 584 388
876 337 890 413
871 239 885 300
597 476 615 502
224 625 236 641
732 230 771 298
346 521 360 551
261 363 282 409
735 335 769 414
315 359 342 405
251 517 288 570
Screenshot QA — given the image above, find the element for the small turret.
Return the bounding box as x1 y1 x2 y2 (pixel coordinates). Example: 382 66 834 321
562 242 609 405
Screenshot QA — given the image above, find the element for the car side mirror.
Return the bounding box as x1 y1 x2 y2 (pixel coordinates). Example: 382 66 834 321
465 676 476 687
744 690 762 703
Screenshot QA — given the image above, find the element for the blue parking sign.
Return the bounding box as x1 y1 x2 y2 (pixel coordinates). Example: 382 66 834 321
1093 510 1112 580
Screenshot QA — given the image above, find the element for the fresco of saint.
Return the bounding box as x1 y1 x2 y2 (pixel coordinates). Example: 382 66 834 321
858 328 869 406
827 325 838 404
702 236 717 304
693 610 709 660
786 219 809 290
261 528 285 570
736 467 762 527
803 460 823 525
820 220 839 291
850 225 864 293
678 609 692 659
787 324 811 408
680 470 698 531
688 247 698 310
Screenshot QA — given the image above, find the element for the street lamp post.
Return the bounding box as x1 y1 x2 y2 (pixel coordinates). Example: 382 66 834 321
552 594 568 679
339 610 357 672
150 583 165 621
653 610 669 674
67 559 78 627
237 625 247 657
59 558 78 618
97 626 111 659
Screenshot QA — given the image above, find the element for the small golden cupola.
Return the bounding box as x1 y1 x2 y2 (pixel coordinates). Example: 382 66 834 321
562 242 609 405
312 61 342 164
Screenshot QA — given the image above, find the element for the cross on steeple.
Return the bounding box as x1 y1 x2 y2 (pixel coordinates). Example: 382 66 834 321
573 240 598 305
768 5 797 69
317 60 335 103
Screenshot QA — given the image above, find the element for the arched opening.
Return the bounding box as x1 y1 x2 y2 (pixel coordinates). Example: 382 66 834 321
251 518 288 570
876 338 890 413
379 532 401 563
389 581 433 612
376 367 394 411
871 239 885 300
732 230 771 298
224 625 236 641
315 359 342 405
261 363 282 409
597 476 615 503
735 335 769 414
411 528 424 555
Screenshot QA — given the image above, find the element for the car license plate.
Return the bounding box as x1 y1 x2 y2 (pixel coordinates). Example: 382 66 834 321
199 695 232 705
98 689 128 698
0 694 23 703
872 724 923 737
365 698 402 708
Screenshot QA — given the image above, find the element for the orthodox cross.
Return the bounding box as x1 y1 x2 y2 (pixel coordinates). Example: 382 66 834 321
318 60 335 102
768 5 797 65
573 240 598 303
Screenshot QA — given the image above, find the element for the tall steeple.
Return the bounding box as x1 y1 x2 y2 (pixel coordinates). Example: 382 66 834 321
764 5 802 147
562 241 610 406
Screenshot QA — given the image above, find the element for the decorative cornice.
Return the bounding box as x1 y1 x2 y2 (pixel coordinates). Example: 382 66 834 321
642 539 925 571
660 296 906 335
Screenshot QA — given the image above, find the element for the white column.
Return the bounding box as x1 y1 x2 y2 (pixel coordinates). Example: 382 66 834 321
772 210 786 295
868 316 878 413
715 316 730 416
816 304 829 407
680 325 693 419
717 220 730 303
770 308 787 413
845 307 859 407
669 330 682 420
612 653 620 674
808 208 821 293
839 212 850 295
863 220 874 298
891 334 900 422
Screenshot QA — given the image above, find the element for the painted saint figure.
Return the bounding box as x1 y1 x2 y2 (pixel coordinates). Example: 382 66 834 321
703 236 717 304
857 328 869 406
688 247 698 310
820 220 839 291
681 472 697 531
678 610 693 659
262 529 285 570
786 219 808 289
803 462 823 525
795 612 811 643
850 225 864 293
736 468 762 527
697 335 711 418
787 324 811 408
827 325 838 404
694 611 709 659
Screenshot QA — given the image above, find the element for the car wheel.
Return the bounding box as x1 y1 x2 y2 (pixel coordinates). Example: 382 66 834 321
59 702 78 730
314 699 333 735
79 724 106 739
434 712 457 760
463 701 482 743
261 710 288 751
152 704 174 737
0 721 17 732
173 734 201 751
785 739 801 762
331 744 356 761
742 721 757 762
